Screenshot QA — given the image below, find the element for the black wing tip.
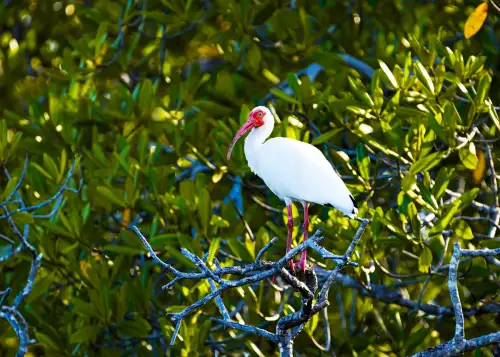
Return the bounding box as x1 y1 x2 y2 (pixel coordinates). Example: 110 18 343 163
349 195 358 209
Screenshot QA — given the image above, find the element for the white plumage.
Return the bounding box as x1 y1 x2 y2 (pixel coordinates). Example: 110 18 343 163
227 106 357 271
249 137 356 214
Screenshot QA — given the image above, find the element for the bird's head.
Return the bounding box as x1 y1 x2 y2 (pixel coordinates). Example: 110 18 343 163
226 106 272 160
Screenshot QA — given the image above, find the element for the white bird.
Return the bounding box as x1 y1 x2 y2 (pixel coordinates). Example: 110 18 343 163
227 106 358 272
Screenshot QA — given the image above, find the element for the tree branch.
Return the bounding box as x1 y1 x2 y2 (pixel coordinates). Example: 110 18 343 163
133 216 370 355
0 155 81 357
410 242 500 356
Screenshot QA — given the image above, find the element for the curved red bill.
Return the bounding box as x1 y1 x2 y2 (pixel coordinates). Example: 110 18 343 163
226 119 256 160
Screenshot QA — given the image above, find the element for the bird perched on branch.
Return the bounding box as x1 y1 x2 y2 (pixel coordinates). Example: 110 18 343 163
227 106 357 272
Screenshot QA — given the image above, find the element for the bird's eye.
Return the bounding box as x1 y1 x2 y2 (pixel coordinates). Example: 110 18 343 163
258 112 263 117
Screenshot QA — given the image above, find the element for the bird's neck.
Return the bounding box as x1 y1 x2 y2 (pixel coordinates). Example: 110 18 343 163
244 120 274 171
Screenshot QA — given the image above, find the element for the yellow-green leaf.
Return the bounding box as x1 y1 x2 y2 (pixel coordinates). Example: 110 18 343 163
429 200 461 236
418 246 433 273
207 237 220 263
414 61 435 94
472 150 486 184
454 220 474 240
378 60 399 89
459 143 479 170
464 2 488 39
12 212 34 225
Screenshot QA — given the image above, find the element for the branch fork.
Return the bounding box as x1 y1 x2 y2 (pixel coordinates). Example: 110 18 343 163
134 217 370 355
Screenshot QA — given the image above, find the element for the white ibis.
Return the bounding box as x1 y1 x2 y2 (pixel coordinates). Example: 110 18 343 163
227 106 358 272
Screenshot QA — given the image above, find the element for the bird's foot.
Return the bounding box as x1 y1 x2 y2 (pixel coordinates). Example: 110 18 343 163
292 260 307 273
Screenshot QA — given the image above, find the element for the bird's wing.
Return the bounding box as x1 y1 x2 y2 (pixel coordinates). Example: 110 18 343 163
254 137 355 214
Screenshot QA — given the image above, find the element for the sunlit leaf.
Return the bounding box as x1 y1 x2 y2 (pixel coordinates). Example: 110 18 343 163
464 2 488 39
454 220 474 240
459 143 479 170
378 60 399 89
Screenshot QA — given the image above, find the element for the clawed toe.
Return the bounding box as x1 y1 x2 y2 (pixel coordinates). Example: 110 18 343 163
292 261 306 273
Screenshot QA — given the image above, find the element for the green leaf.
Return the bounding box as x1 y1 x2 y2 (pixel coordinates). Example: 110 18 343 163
137 79 154 118
247 42 262 73
459 143 479 170
378 60 399 89
72 299 99 317
70 325 100 344
104 244 143 255
454 50 465 79
475 73 491 106
58 149 67 182
403 151 446 191
0 120 7 158
427 114 447 143
94 22 108 57
298 8 311 41
287 73 301 99
43 68 69 81
458 188 479 211
239 104 250 125
199 188 211 235
432 167 452 200
434 62 445 94
487 100 500 131
92 143 107 166
6 132 22 161
207 237 220 263
142 11 174 24
119 316 151 338
311 128 342 145
32 162 54 181
408 202 421 239
418 246 433 273
34 332 61 351
443 101 461 131
428 200 461 236
210 215 229 228
97 186 127 207
454 220 474 240
0 176 18 202
164 245 194 267
356 143 370 181
470 56 487 74
414 61 435 94
228 238 254 261
270 89 300 104
348 77 374 107
12 212 34 225
149 233 191 248
216 71 236 99
412 151 446 174
43 153 60 182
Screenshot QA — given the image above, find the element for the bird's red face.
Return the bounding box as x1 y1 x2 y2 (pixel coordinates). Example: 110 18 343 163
227 107 267 160
249 108 266 127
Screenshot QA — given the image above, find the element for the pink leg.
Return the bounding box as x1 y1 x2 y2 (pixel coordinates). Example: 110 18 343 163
298 202 309 272
286 201 295 271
